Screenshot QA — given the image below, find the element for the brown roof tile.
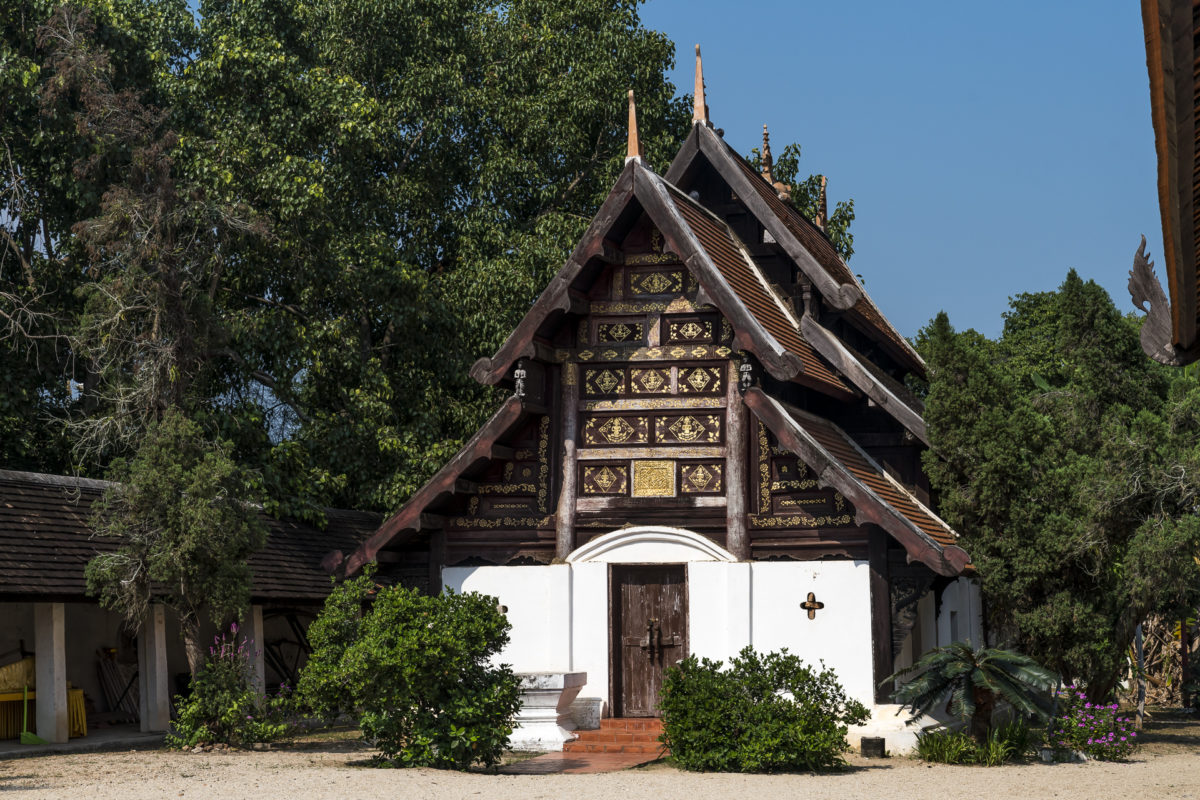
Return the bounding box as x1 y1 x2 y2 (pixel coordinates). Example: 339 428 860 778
666 186 853 397
727 151 923 374
0 471 377 602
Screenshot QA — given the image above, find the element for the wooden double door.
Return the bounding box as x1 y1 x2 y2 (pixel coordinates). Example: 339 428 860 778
611 565 688 717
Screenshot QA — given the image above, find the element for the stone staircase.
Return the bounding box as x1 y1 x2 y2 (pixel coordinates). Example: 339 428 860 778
563 718 668 755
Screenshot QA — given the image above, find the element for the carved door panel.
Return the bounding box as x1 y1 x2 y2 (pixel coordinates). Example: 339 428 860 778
613 565 688 717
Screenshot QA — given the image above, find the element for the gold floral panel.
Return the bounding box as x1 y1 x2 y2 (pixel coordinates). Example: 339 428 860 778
581 463 629 495
583 367 626 397
679 461 724 494
631 460 676 497
629 367 672 395
581 415 651 447
596 321 645 344
653 414 722 444
665 316 716 344
629 269 685 296
678 366 724 395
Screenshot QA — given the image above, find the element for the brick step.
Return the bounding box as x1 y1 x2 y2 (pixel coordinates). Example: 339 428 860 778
568 731 661 744
598 718 664 732
562 741 667 755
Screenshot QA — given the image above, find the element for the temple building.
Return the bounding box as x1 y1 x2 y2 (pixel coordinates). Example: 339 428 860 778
333 48 982 749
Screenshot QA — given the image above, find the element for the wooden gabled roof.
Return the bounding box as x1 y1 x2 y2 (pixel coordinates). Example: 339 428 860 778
340 395 531 575
665 123 926 376
743 388 968 576
0 470 378 602
471 158 856 399
1131 0 1200 364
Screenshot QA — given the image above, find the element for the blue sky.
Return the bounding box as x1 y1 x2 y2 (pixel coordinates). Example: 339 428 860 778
639 0 1159 339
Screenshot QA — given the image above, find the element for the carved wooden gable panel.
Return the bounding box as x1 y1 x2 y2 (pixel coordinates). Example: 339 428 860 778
566 216 738 545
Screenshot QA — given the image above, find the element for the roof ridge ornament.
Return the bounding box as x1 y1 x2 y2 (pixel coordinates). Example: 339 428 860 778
626 89 644 164
815 175 828 230
761 124 773 184
692 44 710 126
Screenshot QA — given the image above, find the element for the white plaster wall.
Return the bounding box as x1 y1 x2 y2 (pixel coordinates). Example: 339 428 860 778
569 562 609 710
687 561 750 662
936 577 984 648
749 561 875 707
442 565 571 673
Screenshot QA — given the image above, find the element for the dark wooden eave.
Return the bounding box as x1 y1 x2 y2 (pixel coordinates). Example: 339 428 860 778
1132 0 1200 364
665 124 927 377
470 159 856 399
799 315 930 445
340 394 529 576
742 388 970 577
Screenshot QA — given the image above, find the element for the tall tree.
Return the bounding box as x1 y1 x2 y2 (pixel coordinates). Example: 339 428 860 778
919 271 1200 696
86 408 266 676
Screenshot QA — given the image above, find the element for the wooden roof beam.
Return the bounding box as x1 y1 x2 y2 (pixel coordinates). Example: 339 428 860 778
691 124 861 311
744 387 969 577
342 396 528 574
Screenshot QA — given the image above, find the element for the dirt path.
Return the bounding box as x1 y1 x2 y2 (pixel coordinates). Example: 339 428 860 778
2 716 1198 800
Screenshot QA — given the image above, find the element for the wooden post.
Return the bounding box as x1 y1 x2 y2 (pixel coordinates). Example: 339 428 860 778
427 530 446 595
725 361 749 560
556 363 580 560
868 528 894 704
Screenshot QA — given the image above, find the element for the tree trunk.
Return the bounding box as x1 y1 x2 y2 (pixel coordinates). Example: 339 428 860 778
970 687 995 744
1135 623 1146 730
180 613 205 678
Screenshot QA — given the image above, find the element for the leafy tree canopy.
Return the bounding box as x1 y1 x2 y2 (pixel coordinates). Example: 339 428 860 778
918 270 1200 696
86 408 267 675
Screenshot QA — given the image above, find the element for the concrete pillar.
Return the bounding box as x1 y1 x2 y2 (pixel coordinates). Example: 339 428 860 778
241 604 267 695
138 605 170 732
34 602 68 743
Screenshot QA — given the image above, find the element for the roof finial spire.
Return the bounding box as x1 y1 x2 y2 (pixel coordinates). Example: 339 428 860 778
761 124 774 184
626 89 643 164
692 44 709 125
816 175 828 230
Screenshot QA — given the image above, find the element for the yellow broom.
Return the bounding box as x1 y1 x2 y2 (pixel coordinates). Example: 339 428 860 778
20 686 47 745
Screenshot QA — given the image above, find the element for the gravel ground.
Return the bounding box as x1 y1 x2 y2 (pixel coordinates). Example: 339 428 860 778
2 716 1198 800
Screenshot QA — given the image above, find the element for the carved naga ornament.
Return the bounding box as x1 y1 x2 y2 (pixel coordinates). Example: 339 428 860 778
1128 235 1200 366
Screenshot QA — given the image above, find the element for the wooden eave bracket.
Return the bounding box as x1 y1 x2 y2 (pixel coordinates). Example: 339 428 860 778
692 125 862 310
743 388 969 577
339 395 528 575
800 315 930 445
1129 235 1200 365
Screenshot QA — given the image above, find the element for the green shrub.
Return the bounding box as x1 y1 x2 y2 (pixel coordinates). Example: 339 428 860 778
914 721 1034 765
297 571 521 769
166 623 290 749
915 728 977 764
659 647 869 772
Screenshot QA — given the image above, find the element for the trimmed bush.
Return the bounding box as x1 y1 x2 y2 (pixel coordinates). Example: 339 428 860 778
166 623 289 749
659 647 869 772
297 571 521 769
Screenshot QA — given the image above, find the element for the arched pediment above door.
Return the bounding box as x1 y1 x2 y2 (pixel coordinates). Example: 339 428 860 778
566 526 738 564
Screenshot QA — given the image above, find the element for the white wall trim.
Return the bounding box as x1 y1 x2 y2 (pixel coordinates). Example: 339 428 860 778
566 526 738 564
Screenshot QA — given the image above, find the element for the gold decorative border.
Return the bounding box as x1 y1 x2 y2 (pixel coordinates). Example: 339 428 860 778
749 514 854 529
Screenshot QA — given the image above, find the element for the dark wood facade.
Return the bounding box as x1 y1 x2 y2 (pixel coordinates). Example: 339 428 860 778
340 121 971 656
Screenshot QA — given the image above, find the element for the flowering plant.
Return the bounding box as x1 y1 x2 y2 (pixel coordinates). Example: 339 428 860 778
167 622 290 749
1044 686 1138 761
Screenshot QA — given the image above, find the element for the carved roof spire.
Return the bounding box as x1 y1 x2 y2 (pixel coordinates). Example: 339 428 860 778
626 89 643 164
815 175 828 230
761 124 773 184
692 44 709 125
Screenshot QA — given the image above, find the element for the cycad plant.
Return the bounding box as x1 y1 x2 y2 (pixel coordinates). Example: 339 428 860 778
886 642 1057 743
